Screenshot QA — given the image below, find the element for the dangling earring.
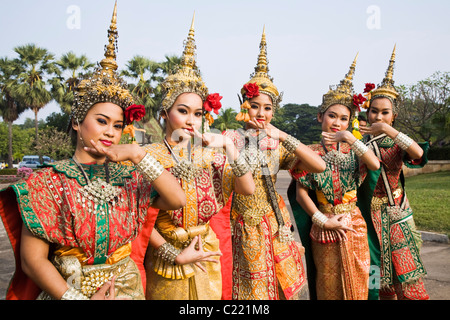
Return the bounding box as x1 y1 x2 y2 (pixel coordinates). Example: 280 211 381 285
76 119 86 148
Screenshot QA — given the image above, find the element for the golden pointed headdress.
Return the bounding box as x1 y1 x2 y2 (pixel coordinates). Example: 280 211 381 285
320 53 359 116
370 45 400 113
71 1 134 123
241 26 282 110
159 13 209 113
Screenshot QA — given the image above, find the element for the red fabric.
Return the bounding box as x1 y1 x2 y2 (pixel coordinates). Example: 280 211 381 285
130 206 159 293
209 194 233 300
0 187 41 300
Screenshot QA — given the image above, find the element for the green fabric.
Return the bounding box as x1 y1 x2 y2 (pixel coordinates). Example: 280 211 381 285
10 181 48 240
404 142 429 168
93 203 110 264
287 180 317 300
357 169 382 300
356 138 429 299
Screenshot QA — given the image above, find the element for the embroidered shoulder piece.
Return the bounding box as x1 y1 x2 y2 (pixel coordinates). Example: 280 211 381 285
44 159 134 186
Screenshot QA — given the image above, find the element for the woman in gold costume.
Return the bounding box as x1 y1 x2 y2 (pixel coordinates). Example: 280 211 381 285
0 3 185 300
223 28 326 300
288 54 380 300
142 16 255 300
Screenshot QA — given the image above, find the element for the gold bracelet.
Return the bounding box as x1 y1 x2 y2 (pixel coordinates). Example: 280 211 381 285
229 154 250 177
135 152 165 183
394 132 413 150
154 242 182 265
282 135 301 153
61 286 89 300
351 139 369 157
312 211 328 229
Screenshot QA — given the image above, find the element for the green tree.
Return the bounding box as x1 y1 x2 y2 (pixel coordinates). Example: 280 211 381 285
0 57 27 167
0 122 35 163
34 127 74 160
50 51 94 114
211 107 242 132
272 103 322 145
121 54 183 144
13 44 58 145
153 54 183 110
121 55 161 120
45 111 71 132
396 71 450 145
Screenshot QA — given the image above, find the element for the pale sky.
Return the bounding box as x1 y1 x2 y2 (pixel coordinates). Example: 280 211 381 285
1 0 449 124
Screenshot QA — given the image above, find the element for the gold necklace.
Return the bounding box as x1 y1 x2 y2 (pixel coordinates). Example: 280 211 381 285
72 156 121 215
163 138 201 182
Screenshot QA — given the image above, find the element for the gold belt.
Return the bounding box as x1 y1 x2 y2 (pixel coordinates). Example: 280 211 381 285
371 188 402 212
241 204 273 226
318 201 356 215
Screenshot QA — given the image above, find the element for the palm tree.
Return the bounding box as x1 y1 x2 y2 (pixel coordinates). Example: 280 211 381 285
212 107 242 132
0 57 27 167
151 54 183 114
121 55 161 119
159 54 182 76
13 44 57 144
51 51 94 114
120 54 184 143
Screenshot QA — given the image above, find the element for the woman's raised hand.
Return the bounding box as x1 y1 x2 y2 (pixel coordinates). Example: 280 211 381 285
84 139 145 164
321 131 356 145
359 122 390 136
247 118 287 141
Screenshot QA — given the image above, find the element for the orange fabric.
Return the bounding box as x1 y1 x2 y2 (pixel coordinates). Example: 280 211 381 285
0 187 41 300
130 206 159 293
209 195 233 300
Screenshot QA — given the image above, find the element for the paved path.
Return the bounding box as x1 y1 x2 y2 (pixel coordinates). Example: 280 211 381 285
1 173 449 300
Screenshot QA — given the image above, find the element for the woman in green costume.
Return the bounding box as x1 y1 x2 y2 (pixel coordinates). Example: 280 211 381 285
357 46 429 300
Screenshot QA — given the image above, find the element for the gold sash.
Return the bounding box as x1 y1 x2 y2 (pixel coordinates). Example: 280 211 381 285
146 225 222 300
37 243 144 300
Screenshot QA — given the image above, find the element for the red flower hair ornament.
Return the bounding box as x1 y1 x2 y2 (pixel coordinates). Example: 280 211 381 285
242 82 260 99
364 83 376 93
352 93 367 109
203 93 223 126
123 104 146 144
203 93 223 115
124 104 146 125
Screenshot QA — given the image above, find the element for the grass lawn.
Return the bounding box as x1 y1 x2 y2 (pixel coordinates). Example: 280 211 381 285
405 171 450 237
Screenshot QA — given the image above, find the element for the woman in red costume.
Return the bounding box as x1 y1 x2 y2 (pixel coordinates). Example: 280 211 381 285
0 3 185 300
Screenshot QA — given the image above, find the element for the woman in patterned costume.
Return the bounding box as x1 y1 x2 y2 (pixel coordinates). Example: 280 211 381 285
0 3 185 300
358 46 429 300
142 16 255 300
223 28 326 300
288 54 380 300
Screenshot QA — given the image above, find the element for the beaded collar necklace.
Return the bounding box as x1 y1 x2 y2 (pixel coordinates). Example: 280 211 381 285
72 156 121 215
163 138 201 182
321 141 353 169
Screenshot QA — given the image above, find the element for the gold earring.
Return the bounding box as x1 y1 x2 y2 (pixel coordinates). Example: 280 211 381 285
76 119 86 147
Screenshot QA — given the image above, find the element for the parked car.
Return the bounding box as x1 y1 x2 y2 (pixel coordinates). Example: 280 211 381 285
18 155 54 169
19 160 40 169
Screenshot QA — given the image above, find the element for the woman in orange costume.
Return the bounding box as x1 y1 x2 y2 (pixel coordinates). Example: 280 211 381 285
289 54 380 300
142 15 255 300
0 3 185 300
224 28 326 300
